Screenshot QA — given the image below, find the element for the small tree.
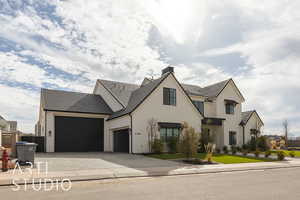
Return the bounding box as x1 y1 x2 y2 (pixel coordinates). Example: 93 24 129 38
178 122 200 160
147 118 158 153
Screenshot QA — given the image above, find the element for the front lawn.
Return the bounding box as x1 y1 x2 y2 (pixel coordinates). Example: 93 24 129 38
146 153 274 164
270 150 300 157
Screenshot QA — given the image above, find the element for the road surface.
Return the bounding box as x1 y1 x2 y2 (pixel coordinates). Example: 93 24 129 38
1 167 300 200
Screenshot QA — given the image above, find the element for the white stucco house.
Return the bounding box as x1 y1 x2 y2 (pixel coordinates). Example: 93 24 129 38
37 67 264 153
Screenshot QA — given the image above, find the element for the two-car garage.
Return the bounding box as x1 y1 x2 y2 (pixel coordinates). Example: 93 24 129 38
41 89 130 153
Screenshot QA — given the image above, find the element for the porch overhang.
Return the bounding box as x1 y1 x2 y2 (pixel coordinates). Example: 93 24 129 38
202 117 225 126
158 122 182 129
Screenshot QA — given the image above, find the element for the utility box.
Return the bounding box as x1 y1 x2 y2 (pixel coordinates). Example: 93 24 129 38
16 142 37 165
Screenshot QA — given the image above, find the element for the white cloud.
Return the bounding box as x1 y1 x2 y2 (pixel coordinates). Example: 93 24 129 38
0 0 300 136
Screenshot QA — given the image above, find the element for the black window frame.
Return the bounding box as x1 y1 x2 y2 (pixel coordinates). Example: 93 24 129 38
225 103 235 114
160 127 180 142
229 131 237 145
163 87 176 106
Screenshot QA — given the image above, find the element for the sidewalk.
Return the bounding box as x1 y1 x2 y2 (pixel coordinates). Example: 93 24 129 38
1 157 300 186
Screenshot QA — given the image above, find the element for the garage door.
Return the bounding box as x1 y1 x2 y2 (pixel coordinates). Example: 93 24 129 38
55 116 104 152
113 129 129 153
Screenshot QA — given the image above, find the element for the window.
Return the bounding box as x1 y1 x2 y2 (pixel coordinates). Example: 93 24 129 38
160 127 181 142
163 88 176 106
225 103 235 114
192 100 204 113
229 131 237 145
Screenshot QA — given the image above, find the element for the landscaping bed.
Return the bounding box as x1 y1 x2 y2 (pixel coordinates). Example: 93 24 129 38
146 153 275 164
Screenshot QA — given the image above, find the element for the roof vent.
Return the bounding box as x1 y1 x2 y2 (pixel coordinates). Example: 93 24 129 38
162 66 174 76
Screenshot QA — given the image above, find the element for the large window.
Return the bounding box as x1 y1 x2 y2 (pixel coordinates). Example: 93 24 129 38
163 88 176 106
229 131 237 145
225 103 235 114
160 127 180 142
192 100 204 114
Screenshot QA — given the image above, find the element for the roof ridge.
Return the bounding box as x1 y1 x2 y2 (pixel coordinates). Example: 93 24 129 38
41 88 95 96
202 78 231 89
97 79 139 87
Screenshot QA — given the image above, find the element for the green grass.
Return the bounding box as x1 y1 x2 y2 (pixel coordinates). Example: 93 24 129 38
270 150 300 157
212 154 273 164
146 153 274 164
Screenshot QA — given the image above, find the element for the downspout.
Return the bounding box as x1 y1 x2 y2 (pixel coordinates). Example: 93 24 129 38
45 110 47 153
130 114 133 154
242 125 245 145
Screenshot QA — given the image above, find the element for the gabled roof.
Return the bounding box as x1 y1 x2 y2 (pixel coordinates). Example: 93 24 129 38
97 79 140 107
0 115 5 120
183 79 245 101
108 74 168 120
41 89 112 115
107 72 204 120
241 110 264 126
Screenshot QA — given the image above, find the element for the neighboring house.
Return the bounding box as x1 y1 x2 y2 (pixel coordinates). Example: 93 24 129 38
38 67 264 153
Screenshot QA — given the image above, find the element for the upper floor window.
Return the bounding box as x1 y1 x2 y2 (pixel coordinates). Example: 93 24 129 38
192 100 204 114
163 88 176 106
229 131 237 145
225 103 235 114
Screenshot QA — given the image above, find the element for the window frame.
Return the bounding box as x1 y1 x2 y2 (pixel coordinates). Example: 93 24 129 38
160 127 181 142
163 87 176 106
225 103 235 114
229 131 237 145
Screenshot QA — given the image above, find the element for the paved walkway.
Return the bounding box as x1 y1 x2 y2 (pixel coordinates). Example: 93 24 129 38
1 153 300 186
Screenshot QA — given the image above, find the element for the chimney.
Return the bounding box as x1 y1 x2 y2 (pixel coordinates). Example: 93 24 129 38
161 66 174 76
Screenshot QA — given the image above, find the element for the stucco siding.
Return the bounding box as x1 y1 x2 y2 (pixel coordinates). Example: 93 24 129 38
244 112 263 143
131 74 203 153
93 82 123 112
215 81 243 147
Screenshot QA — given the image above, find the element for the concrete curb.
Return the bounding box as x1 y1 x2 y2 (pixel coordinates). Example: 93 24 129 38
1 162 300 187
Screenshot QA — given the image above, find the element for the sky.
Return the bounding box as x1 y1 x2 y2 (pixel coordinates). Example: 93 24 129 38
0 0 299 136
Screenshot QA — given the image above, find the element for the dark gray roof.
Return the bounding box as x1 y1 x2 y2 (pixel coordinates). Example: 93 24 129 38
41 89 112 115
181 84 203 96
241 110 264 126
108 74 168 120
182 79 231 97
98 79 140 107
241 111 254 125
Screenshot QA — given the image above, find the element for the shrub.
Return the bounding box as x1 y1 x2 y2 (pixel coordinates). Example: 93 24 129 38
265 151 271 158
242 144 248 150
178 122 200 160
289 151 296 158
167 136 178 153
215 148 221 154
248 138 257 151
277 151 285 161
151 139 164 154
254 150 260 157
222 146 228 154
256 136 269 151
231 146 237 155
199 131 213 153
242 150 248 156
236 146 242 152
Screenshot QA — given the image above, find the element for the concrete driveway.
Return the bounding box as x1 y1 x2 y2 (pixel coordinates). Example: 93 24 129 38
35 152 185 173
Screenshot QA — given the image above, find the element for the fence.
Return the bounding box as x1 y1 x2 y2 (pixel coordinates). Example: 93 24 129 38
21 136 45 152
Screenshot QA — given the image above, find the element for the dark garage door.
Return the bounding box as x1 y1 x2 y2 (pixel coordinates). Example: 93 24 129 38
113 129 129 153
55 116 104 152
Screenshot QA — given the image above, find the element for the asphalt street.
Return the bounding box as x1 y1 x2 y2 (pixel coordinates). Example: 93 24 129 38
1 167 300 200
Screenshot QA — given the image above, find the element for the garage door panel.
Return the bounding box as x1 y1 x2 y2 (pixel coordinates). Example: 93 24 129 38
113 129 129 153
55 116 104 152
